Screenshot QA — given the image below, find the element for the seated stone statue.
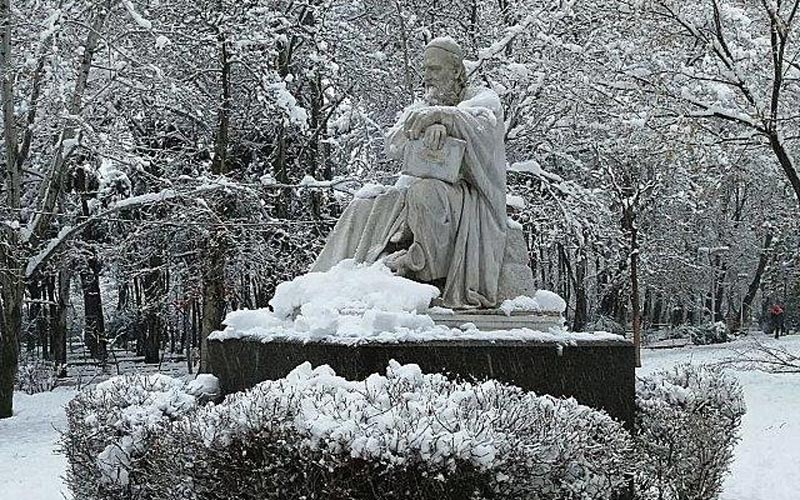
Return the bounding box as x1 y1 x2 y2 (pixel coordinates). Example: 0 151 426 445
312 37 516 309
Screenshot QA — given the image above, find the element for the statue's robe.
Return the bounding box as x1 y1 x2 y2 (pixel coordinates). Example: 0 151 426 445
312 86 507 308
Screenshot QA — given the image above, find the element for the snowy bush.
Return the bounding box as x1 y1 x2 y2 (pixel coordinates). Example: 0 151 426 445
587 316 626 337
689 322 729 345
634 364 746 500
15 353 57 394
63 374 203 500
65 363 633 500
152 361 633 500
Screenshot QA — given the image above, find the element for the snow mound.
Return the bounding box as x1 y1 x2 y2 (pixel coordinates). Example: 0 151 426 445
270 258 438 319
211 261 624 344
220 260 439 341
186 374 220 401
500 291 567 315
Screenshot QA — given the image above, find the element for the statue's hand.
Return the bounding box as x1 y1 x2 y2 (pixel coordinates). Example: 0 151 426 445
423 124 447 151
406 108 441 140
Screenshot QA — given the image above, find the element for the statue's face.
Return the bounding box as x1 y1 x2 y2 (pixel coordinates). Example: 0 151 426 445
423 48 462 106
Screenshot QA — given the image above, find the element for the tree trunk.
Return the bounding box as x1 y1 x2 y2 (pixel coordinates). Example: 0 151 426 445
27 279 42 354
729 231 774 333
572 250 588 332
52 270 70 377
81 253 106 361
200 235 226 372
629 228 642 367
143 314 160 363
0 283 22 418
141 257 164 364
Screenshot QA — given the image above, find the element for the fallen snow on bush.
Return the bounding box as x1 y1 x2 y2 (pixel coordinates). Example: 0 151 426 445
211 260 624 344
186 361 633 499
635 364 746 500
64 374 202 490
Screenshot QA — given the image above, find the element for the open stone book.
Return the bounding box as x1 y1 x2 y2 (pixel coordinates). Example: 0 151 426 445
402 137 466 184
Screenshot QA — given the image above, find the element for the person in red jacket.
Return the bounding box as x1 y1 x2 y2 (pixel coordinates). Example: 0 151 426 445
768 304 785 338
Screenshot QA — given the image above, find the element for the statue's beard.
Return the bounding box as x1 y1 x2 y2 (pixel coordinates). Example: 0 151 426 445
425 82 462 106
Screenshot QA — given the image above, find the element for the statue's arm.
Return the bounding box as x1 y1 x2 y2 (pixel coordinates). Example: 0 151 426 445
385 103 425 160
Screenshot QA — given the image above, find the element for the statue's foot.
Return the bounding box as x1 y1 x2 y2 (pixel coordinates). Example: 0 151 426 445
384 249 411 277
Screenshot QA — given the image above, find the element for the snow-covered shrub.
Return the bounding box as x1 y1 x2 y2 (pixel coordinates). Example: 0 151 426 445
65 364 632 500
634 364 745 500
154 361 633 500
15 353 57 394
689 322 728 345
63 374 202 500
587 316 626 337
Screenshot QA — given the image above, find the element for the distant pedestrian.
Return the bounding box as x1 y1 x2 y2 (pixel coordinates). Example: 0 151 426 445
769 304 785 338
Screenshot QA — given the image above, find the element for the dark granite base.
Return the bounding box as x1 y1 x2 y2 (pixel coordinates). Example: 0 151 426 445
208 338 636 431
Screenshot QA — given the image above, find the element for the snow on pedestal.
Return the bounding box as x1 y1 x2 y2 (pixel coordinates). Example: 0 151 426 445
210 260 621 345
207 261 635 430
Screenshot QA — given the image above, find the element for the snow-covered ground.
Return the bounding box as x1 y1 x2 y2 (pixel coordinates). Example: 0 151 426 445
640 334 800 500
0 388 75 500
0 334 798 500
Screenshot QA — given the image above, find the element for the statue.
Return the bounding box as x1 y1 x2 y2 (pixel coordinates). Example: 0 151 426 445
313 37 521 309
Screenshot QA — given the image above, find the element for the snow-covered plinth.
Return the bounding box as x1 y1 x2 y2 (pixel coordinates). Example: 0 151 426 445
207 261 635 428
208 260 623 345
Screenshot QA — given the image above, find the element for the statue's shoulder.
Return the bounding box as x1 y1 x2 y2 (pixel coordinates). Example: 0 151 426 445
458 86 503 120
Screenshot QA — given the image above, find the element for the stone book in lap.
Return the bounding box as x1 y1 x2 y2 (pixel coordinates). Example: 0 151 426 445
402 137 465 184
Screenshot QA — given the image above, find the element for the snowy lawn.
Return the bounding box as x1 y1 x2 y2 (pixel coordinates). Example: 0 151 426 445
640 334 800 500
0 335 798 500
0 388 75 500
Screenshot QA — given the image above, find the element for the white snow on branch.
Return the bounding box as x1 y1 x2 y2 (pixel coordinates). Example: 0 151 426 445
39 9 62 41
122 0 152 29
269 81 309 129
506 194 526 209
25 225 72 277
508 160 564 183
155 35 171 49
110 189 178 209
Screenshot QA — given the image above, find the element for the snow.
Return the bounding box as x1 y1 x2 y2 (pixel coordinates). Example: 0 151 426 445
155 35 171 49
88 375 197 487
640 335 800 500
122 0 153 29
216 259 441 342
354 182 389 199
195 359 629 488
506 193 526 209
259 173 277 186
500 291 567 315
268 81 309 128
4 337 798 499
39 9 61 41
112 189 177 209
211 260 618 345
298 175 338 188
508 159 564 182
271 259 438 319
26 225 73 278
185 374 220 399
275 360 505 470
0 389 76 500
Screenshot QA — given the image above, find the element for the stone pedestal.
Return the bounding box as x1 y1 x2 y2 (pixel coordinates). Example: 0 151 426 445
208 336 635 430
429 309 564 331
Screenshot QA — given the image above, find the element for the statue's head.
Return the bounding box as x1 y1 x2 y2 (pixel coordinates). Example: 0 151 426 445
423 37 467 106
